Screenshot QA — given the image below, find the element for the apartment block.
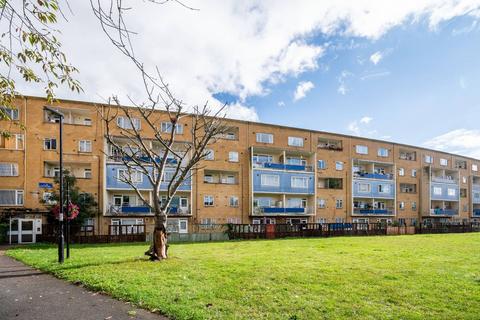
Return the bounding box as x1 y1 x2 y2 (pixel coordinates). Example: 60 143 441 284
2 96 480 243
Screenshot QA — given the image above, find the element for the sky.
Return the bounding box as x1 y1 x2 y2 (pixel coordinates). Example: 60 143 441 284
13 1 480 158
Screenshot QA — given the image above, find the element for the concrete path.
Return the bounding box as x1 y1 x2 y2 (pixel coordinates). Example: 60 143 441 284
0 247 168 320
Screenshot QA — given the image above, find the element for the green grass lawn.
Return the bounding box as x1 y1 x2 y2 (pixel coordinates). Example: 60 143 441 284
7 234 480 320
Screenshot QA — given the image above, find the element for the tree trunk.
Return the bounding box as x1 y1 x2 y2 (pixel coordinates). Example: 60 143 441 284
145 214 168 261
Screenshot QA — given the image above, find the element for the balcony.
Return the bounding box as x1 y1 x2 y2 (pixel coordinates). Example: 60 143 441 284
109 205 151 214
430 183 459 201
44 107 92 126
253 162 313 172
317 137 343 151
473 209 480 216
354 172 393 180
204 170 238 185
106 164 191 191
253 207 313 216
353 209 394 215
430 209 458 216
252 169 314 194
431 176 457 184
353 180 395 199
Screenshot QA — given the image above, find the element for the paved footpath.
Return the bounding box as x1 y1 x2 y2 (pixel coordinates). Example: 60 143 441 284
0 247 168 320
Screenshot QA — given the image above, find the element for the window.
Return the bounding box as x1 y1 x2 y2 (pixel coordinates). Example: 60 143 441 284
228 151 239 162
356 145 368 154
203 174 213 183
335 217 345 223
0 163 18 176
256 133 273 144
473 164 478 172
288 136 304 147
79 140 92 153
399 150 416 161
43 192 55 205
318 178 343 189
455 160 467 169
205 149 214 160
203 195 214 206
253 154 273 164
84 168 92 179
398 168 405 176
0 106 19 120
227 217 240 224
411 169 417 177
229 196 239 207
433 187 442 195
317 160 326 170
261 174 280 187
84 118 92 125
117 116 140 130
399 202 405 210
226 175 236 184
336 199 343 209
440 158 448 166
378 184 391 194
317 199 326 209
378 148 389 157
317 218 327 224
412 202 417 210
291 176 308 188
117 169 142 183
460 188 467 198
400 183 416 193
358 183 371 193
447 188 456 196
425 155 433 163
161 122 183 134
44 138 57 150
335 161 344 171
0 190 23 205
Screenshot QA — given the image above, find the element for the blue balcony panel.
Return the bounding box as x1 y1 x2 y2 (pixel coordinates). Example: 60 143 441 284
106 164 191 191
473 209 480 216
255 162 312 172
353 209 394 215
430 183 459 201
352 180 395 199
431 209 458 216
355 173 393 180
121 206 151 214
252 169 314 194
263 207 305 213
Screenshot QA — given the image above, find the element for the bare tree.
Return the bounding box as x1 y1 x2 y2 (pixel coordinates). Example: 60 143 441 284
101 91 227 260
92 0 230 260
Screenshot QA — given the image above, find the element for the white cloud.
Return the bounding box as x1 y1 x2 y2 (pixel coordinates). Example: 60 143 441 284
360 116 373 124
337 70 353 95
423 129 480 158
278 101 285 107
11 1 480 121
293 81 315 101
370 51 383 65
360 71 391 80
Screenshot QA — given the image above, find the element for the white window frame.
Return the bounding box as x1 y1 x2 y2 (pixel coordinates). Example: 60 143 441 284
228 151 239 162
335 161 343 171
317 160 326 170
84 168 92 179
161 122 183 134
317 198 326 209
0 189 24 206
203 195 214 207
398 168 405 176
440 158 448 166
473 164 478 172
336 199 343 209
117 116 141 130
117 169 143 183
44 138 57 150
78 140 92 153
425 155 433 164
0 106 19 120
433 187 442 195
256 133 273 144
288 136 304 147
356 145 368 155
377 148 389 157
0 163 18 176
229 196 239 207
411 169 417 177
261 174 280 187
447 188 456 196
378 184 391 194
358 183 371 193
291 176 308 188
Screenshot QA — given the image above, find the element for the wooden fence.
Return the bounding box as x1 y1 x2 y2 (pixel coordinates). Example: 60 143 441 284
40 224 146 244
415 222 480 234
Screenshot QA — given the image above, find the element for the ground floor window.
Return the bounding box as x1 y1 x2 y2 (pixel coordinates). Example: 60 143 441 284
286 218 307 224
166 218 188 233
110 218 144 235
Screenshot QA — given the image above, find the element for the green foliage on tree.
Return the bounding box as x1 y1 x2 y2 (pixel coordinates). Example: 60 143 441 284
0 0 81 136
44 171 97 226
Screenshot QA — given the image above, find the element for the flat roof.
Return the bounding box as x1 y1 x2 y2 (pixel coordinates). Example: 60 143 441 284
19 94 480 162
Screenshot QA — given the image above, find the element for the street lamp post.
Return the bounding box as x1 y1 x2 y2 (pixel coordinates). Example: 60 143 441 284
44 107 65 264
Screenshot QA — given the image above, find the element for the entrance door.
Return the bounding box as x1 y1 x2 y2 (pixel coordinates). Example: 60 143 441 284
9 219 36 244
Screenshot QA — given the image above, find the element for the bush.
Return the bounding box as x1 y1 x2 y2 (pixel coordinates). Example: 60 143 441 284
0 223 8 244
